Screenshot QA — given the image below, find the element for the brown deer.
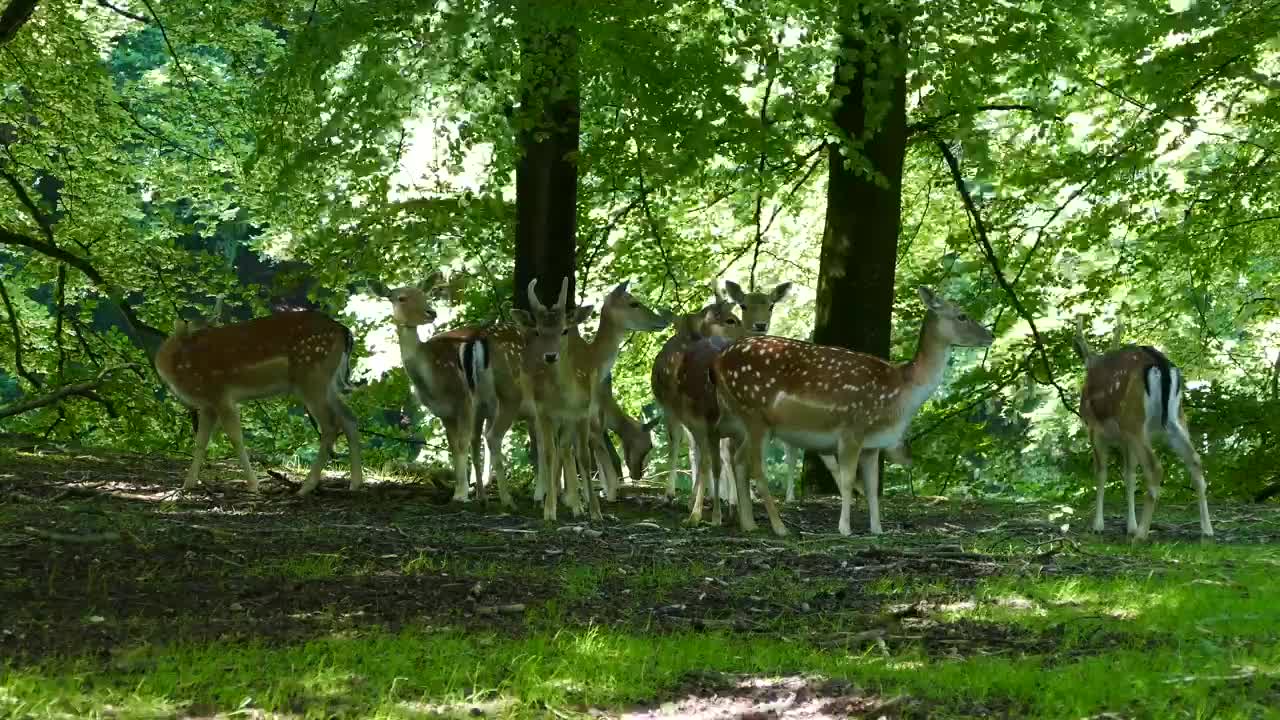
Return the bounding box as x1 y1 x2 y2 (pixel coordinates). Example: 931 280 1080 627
712 287 992 536
595 374 661 501
1074 317 1212 539
651 287 746 524
373 280 503 506
156 309 362 496
514 277 672 521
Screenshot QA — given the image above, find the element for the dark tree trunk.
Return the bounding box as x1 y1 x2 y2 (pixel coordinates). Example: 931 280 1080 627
513 2 579 311
803 12 910 496
0 0 39 46
515 1 580 472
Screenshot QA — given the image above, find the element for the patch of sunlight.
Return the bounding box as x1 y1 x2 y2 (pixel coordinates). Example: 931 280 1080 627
882 658 926 671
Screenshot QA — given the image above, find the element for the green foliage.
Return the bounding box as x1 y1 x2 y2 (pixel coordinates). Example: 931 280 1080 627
1 0 1279 501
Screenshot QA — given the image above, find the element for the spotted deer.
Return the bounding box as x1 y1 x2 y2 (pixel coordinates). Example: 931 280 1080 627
712 287 992 536
514 277 672 521
1074 317 1212 539
651 287 747 525
156 309 362 496
373 280 505 506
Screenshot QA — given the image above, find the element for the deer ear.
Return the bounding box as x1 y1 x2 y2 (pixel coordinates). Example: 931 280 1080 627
724 280 746 304
366 280 391 299
612 279 630 296
771 281 793 303
510 309 535 328
917 286 941 309
418 272 444 293
571 304 595 325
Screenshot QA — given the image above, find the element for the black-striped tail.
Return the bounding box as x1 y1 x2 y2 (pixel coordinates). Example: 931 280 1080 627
461 337 491 392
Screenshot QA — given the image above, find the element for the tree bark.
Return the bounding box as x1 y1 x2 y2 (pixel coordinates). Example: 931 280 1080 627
513 0 579 311
0 0 38 46
803 10 910 496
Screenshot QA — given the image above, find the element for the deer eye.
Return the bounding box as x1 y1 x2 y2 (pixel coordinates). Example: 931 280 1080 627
630 301 640 308
726 318 738 325
958 313 968 321
561 328 569 335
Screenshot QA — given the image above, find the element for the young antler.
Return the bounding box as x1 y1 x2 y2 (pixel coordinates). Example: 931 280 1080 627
713 287 992 536
156 310 362 495
1076 320 1212 539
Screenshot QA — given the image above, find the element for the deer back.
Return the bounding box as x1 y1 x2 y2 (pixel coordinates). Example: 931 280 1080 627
1082 345 1181 431
156 310 350 407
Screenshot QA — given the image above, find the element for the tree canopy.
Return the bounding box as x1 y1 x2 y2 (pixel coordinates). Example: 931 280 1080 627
2 0 1279 502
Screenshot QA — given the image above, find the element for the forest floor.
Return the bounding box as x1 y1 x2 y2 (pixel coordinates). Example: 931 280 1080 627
2 446 1280 719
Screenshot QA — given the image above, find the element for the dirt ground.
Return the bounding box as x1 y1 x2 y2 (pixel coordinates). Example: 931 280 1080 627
2 444 1276 718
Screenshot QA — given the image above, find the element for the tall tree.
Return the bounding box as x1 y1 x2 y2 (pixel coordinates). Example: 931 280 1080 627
513 0 580 311
803 6 910 494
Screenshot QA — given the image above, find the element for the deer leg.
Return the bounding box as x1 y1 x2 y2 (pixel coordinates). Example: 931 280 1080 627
219 404 260 493
664 416 683 501
784 443 799 503
332 394 363 491
1135 442 1164 541
470 412 487 506
444 415 472 503
536 416 558 522
298 402 339 497
686 431 709 525
485 405 517 509
750 431 787 537
858 446 882 535
832 441 859 536
558 423 584 518
1090 435 1109 534
719 437 737 507
1166 419 1213 538
731 435 757 533
578 423 603 522
1123 446 1139 536
709 431 723 526
185 408 219 490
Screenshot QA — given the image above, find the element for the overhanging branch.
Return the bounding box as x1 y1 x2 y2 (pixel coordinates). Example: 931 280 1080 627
934 137 1080 418
909 104 1062 136
0 364 136 419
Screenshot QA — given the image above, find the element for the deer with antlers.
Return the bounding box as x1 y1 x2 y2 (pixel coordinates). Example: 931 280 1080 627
156 309 362 496
372 279 512 506
712 287 992 536
513 276 672 521
1074 317 1212 539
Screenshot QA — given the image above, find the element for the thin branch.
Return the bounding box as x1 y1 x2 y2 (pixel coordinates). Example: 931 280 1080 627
908 104 1062 136
53 263 65 382
580 194 642 289
0 226 166 350
0 276 40 388
95 0 148 23
0 364 136 419
749 48 778 289
306 0 320 26
635 162 681 304
934 137 1079 418
116 101 214 161
0 168 55 244
759 142 825 240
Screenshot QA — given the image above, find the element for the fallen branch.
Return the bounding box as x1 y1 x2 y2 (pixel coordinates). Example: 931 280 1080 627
0 364 137 419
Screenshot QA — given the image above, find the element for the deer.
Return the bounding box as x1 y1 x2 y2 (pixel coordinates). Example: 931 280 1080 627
712 287 992 536
372 280 507 506
714 279 794 506
155 309 362 496
595 373 661 501
1074 317 1212 539
651 287 747 525
513 276 672 521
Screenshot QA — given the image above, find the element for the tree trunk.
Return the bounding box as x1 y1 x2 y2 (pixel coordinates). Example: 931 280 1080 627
0 0 39 46
803 11 909 496
513 1 579 311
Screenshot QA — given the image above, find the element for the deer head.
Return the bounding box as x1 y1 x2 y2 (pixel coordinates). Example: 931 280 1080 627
724 279 792 334
511 276 592 365
918 286 994 347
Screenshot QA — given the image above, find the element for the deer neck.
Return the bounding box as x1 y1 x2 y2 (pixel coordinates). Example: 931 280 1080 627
584 311 629 380
899 314 952 415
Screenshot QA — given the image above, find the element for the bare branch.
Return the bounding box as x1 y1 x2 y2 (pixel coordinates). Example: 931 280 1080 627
635 163 681 305
749 47 778 289
908 104 1062 136
0 275 40 388
95 0 148 23
934 137 1079 418
0 364 137 419
0 168 55 244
